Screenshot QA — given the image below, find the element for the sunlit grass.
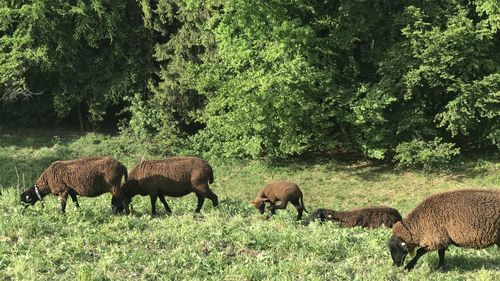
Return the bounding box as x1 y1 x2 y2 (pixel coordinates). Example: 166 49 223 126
0 130 498 280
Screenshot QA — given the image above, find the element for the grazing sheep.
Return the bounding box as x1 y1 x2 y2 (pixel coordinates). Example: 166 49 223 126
388 189 500 271
20 156 128 213
308 206 402 228
113 156 218 215
251 181 307 220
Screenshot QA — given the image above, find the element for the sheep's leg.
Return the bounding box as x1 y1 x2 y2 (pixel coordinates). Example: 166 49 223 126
124 204 130 215
158 195 172 214
268 201 288 209
404 247 428 271
204 188 218 207
150 195 158 215
437 248 446 271
193 182 218 208
58 192 69 214
268 200 288 213
268 202 276 215
123 199 131 215
291 199 304 220
195 194 205 213
119 197 131 215
68 189 80 208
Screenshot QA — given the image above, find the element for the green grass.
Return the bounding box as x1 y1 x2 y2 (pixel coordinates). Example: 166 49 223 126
0 129 499 280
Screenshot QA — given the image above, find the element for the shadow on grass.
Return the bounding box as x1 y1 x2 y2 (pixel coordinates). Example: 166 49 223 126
0 128 81 149
258 153 395 182
2 129 498 188
0 129 85 188
0 153 63 189
262 150 498 183
441 254 500 272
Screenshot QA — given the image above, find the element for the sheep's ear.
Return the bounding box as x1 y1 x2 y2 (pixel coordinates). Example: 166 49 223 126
253 198 264 204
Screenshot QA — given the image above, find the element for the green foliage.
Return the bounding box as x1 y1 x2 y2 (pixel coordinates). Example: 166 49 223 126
474 0 500 31
1 0 153 126
394 138 461 170
192 0 345 157
121 93 180 153
40 0 153 123
124 0 222 153
354 3 500 161
0 1 48 101
437 73 500 147
0 130 156 188
0 94 57 127
1 0 499 167
400 6 498 148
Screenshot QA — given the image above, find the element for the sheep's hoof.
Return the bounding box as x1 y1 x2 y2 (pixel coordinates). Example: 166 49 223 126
403 265 414 271
193 213 204 220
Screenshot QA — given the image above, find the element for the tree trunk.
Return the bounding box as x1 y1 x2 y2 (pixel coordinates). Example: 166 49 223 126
78 103 84 133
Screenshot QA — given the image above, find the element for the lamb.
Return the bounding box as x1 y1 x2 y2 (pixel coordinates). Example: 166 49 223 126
112 156 218 215
20 156 128 213
308 206 402 228
250 181 307 220
388 189 500 271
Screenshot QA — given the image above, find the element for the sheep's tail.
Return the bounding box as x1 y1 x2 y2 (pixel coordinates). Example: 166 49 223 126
123 168 128 182
300 194 308 213
120 164 128 183
208 165 214 184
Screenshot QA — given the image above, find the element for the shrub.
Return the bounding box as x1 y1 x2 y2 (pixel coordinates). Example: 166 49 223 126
394 138 460 170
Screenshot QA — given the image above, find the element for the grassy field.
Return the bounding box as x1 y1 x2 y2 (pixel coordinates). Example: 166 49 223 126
0 129 499 280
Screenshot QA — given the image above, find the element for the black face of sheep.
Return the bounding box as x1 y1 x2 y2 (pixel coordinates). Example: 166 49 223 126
20 186 42 206
250 199 265 214
111 196 124 213
110 196 131 215
388 235 412 267
309 209 330 222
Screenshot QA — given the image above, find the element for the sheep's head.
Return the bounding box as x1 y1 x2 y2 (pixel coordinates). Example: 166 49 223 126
111 196 131 214
111 196 124 214
315 209 328 220
20 186 42 206
388 235 416 267
250 198 265 214
111 179 140 214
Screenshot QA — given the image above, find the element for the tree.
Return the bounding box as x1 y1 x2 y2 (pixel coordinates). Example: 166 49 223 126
0 1 47 102
1 0 153 130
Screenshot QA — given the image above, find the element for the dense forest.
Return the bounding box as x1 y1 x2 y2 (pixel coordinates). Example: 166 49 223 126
0 0 499 166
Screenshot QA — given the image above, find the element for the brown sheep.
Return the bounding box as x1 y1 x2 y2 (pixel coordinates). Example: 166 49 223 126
250 181 307 220
308 206 402 228
388 189 500 271
113 156 218 215
20 156 128 213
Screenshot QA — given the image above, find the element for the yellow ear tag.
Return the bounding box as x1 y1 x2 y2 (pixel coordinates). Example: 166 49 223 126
408 249 416 257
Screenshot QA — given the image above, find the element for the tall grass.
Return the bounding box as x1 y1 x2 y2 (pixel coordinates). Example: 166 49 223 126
0 129 498 280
